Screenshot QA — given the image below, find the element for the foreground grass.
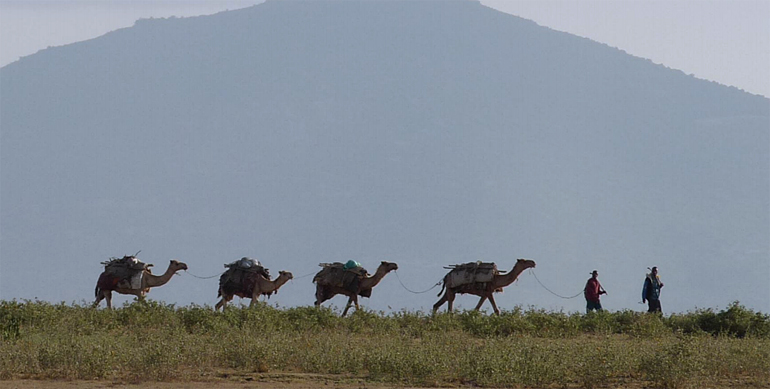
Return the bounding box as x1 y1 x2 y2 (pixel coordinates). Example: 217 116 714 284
1 300 768 388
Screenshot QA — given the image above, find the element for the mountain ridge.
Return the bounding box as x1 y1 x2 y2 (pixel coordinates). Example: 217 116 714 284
1 0 767 313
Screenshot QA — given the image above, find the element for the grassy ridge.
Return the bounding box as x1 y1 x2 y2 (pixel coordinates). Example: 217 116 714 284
1 300 768 388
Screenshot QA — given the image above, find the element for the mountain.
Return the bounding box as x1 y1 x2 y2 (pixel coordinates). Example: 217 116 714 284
1 0 767 313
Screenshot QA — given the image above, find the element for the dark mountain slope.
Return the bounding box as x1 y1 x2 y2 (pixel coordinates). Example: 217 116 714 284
1 0 767 312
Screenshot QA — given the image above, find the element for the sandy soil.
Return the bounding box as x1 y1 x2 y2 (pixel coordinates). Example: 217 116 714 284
1 372 426 389
3 373 769 389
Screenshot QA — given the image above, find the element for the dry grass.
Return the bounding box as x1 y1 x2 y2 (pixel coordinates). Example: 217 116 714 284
1 300 768 388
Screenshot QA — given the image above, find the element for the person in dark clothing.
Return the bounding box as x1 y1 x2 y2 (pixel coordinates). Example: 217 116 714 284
584 270 607 313
642 266 664 313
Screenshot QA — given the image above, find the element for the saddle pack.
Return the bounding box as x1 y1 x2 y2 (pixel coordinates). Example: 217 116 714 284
314 262 369 294
443 261 498 289
101 255 151 289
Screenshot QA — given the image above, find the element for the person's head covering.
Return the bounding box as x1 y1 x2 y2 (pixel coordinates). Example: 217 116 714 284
591 270 598 276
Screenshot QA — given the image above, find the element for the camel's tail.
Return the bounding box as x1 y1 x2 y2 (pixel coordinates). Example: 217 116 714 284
437 277 446 297
94 284 100 298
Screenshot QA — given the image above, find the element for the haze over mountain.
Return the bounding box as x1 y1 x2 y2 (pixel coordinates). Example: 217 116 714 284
1 0 768 313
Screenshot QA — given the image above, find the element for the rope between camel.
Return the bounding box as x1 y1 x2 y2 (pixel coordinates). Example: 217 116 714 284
292 271 317 280
183 270 223 280
394 270 442 294
529 269 584 299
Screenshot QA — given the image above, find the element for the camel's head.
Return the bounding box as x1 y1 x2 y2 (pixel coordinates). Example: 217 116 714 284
380 261 399 272
278 270 294 280
515 258 536 270
170 259 188 272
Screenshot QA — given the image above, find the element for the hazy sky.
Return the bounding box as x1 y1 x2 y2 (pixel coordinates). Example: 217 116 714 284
1 0 768 97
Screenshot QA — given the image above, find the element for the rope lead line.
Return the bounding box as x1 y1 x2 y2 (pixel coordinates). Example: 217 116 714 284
183 270 222 280
292 271 317 280
529 269 584 299
394 270 442 294
184 269 318 281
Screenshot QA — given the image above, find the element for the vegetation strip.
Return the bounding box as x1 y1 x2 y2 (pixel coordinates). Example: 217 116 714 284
1 300 768 388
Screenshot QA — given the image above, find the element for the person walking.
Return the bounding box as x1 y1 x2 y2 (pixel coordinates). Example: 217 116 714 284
584 270 606 313
642 266 664 313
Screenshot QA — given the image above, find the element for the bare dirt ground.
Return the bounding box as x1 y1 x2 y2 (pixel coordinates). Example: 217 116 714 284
3 373 769 389
2 372 427 389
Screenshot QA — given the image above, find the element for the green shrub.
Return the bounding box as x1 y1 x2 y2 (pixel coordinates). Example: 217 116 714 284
639 336 707 389
0 299 768 386
715 301 770 337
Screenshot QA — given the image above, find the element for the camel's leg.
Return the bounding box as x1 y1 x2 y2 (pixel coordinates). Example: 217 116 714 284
433 293 448 314
342 302 351 317
315 286 330 308
93 290 104 308
251 287 264 308
487 294 501 315
342 295 358 317
433 290 456 313
250 294 265 307
342 298 353 317
474 296 488 311
446 291 455 313
105 290 113 310
215 288 227 311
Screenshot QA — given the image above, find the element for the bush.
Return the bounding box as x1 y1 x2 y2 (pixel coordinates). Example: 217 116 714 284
666 302 770 338
0 299 768 386
714 301 770 337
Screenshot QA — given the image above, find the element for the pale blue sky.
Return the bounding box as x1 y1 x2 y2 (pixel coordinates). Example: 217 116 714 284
1 0 768 97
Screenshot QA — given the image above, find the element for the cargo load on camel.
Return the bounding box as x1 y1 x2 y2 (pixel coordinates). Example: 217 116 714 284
313 260 370 296
443 261 498 290
218 257 272 298
100 255 152 289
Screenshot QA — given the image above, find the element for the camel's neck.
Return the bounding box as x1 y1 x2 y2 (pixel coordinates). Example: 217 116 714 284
361 266 392 289
268 275 291 292
494 264 530 288
143 265 177 288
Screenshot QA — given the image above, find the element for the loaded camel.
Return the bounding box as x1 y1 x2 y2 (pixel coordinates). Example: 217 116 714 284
94 259 188 309
215 270 293 311
314 261 398 317
433 258 536 315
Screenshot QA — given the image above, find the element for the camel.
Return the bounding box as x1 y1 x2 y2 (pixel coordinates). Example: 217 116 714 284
433 258 536 315
93 259 188 309
215 270 293 311
314 261 398 316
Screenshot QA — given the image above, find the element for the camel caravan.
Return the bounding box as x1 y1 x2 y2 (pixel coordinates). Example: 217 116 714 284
93 254 536 315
